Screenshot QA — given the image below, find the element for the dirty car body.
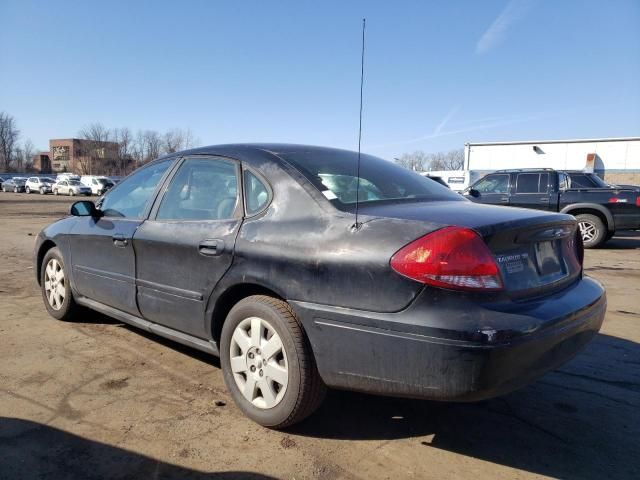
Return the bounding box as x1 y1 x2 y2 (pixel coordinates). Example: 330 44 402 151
34 144 606 422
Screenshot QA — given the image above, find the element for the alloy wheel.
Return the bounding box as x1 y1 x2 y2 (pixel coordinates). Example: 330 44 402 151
229 316 289 409
578 221 597 243
44 258 65 310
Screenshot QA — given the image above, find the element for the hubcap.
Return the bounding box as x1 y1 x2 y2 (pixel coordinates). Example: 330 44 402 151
44 258 65 310
229 316 288 409
578 221 597 242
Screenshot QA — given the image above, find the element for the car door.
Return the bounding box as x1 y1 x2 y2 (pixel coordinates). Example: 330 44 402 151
466 173 511 206
133 156 243 338
509 172 554 211
68 159 175 315
58 181 68 194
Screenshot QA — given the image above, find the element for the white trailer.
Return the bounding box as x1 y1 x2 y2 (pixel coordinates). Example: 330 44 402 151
464 137 640 186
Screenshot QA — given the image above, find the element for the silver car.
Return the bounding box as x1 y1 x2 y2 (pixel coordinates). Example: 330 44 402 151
53 179 91 196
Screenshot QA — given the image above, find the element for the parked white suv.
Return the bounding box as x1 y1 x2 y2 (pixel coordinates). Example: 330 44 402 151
25 177 56 194
80 175 115 196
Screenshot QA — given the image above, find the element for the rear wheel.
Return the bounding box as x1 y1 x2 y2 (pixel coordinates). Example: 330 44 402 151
41 247 81 321
14 186 18 193
220 295 326 428
576 214 607 248
53 189 58 195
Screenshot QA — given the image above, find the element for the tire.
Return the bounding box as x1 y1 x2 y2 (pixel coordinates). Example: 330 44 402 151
14 186 18 193
40 187 46 195
40 247 81 321
220 295 326 428
26 186 31 194
69 189 74 196
576 213 607 248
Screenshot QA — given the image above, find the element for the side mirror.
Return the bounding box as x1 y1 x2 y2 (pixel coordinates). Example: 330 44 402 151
70 200 100 217
467 188 480 198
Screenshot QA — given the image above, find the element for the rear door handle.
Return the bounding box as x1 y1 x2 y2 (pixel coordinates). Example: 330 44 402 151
112 233 128 247
199 239 224 257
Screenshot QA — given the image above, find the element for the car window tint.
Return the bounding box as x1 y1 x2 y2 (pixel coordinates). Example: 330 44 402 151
156 158 238 221
244 170 270 215
277 149 461 208
568 173 596 188
473 174 510 194
516 173 540 193
101 159 172 218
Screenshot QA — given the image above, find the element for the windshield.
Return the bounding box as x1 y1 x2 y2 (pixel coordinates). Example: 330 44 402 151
97 178 113 185
68 180 81 185
276 148 462 209
42 178 55 183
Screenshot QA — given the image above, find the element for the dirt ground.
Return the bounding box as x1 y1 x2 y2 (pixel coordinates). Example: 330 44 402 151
1 193 639 480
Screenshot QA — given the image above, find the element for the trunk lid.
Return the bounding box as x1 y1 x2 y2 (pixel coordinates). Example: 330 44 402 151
361 200 582 297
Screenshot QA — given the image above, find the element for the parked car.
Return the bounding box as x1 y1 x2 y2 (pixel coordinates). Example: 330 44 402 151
422 174 450 188
465 168 640 248
26 177 56 194
52 179 91 196
1 177 27 193
80 175 116 196
34 144 606 428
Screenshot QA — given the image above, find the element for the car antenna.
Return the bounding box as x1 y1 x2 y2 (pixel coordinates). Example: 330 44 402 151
352 17 366 232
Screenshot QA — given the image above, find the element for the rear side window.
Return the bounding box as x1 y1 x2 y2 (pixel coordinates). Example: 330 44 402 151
473 174 510 194
568 173 596 188
156 158 239 221
516 173 549 193
244 170 270 215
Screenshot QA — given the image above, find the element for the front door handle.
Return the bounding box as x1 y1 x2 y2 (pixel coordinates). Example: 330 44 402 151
199 239 224 257
112 233 128 247
500 197 509 203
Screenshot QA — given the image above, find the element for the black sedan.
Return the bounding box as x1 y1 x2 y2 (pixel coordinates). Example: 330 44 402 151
2 177 27 192
34 144 606 428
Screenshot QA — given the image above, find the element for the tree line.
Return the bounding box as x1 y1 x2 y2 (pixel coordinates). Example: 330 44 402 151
394 148 465 171
0 111 199 175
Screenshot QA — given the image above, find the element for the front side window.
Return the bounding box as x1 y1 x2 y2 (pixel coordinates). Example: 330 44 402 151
244 170 270 215
100 159 173 218
473 174 510 194
156 158 239 221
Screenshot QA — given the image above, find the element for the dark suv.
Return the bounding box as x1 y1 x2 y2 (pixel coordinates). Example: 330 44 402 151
465 169 640 247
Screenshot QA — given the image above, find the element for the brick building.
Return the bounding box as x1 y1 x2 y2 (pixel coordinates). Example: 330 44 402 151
32 138 119 174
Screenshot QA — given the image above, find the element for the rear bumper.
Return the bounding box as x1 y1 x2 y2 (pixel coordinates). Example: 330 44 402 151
291 277 606 401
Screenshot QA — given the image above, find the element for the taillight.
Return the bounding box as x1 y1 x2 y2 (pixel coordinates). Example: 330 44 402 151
636 196 640 207
390 226 503 291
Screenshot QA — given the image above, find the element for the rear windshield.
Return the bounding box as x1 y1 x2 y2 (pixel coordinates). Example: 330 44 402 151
276 149 462 209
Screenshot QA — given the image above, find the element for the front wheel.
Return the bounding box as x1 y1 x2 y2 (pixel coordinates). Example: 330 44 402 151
69 189 74 196
14 186 18 193
220 295 326 428
41 247 82 321
576 213 607 248
26 186 31 194
40 187 46 195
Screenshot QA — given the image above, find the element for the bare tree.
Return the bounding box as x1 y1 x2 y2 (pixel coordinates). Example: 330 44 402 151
394 151 429 171
22 139 35 171
113 127 134 175
432 149 464 170
0 112 20 172
77 123 113 174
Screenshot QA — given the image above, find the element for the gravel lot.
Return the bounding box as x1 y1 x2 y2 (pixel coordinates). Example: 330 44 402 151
1 193 639 480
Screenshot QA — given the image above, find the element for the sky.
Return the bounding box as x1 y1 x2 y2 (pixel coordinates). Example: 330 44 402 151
1 0 639 160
